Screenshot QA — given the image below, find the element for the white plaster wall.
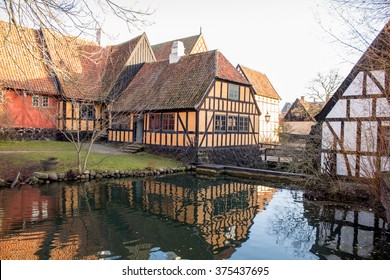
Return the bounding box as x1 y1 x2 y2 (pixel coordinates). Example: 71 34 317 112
327 99 347 119
381 156 390 172
257 96 279 143
370 70 385 88
350 99 373 118
359 156 376 178
358 211 375 227
322 122 340 149
340 226 354 254
376 98 390 117
358 229 374 258
344 121 357 151
360 121 377 153
336 153 356 176
337 153 348 176
344 72 364 96
367 75 383 95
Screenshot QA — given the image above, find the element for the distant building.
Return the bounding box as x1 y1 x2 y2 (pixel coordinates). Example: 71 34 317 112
237 65 281 143
281 96 324 141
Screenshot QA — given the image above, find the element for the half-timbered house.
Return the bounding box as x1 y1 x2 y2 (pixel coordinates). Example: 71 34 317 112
41 30 155 133
316 21 390 178
238 65 281 143
282 96 324 142
109 43 260 161
0 21 58 134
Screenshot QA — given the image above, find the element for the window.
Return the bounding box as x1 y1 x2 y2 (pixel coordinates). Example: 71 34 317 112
0 91 4 104
112 115 129 130
215 115 226 131
162 114 175 131
42 96 49 107
239 116 249 132
80 105 95 120
149 113 161 130
228 116 238 131
228 84 239 100
32 95 39 107
380 126 390 153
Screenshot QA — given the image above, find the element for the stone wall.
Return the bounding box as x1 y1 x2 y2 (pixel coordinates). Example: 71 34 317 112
199 146 266 169
0 127 58 141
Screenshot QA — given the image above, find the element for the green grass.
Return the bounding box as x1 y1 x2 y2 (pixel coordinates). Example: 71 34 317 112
0 140 75 151
0 141 183 179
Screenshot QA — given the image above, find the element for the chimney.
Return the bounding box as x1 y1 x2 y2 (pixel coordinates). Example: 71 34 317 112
96 28 102 46
169 41 185 64
300 96 305 100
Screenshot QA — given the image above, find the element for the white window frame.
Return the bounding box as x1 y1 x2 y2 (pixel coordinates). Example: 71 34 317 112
32 95 39 107
0 91 4 104
42 96 49 108
215 114 227 132
228 84 240 100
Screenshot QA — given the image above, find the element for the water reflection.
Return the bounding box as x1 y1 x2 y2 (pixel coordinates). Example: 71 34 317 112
0 174 389 260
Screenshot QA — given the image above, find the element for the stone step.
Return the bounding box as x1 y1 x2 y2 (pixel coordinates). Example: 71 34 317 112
121 143 144 153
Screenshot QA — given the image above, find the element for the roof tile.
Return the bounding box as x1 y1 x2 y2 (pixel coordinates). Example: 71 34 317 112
114 50 249 112
0 21 57 94
238 65 281 100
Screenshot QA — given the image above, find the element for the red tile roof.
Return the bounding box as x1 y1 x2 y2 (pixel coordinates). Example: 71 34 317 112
0 21 57 94
41 28 109 101
151 34 202 61
238 65 281 100
114 50 250 112
100 34 144 96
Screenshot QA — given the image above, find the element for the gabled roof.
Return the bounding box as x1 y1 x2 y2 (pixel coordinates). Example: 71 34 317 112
114 50 250 112
41 28 109 101
0 21 57 94
283 97 324 122
100 34 150 98
151 34 205 61
316 20 390 121
237 65 281 100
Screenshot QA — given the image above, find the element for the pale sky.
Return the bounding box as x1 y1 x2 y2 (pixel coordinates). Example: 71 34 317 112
101 0 377 106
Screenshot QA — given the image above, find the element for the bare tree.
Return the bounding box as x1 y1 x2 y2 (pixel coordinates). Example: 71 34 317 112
0 1 154 174
306 69 342 102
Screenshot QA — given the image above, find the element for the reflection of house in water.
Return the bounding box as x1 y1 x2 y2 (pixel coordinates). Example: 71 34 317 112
126 175 277 258
0 185 57 259
0 177 276 260
304 202 390 260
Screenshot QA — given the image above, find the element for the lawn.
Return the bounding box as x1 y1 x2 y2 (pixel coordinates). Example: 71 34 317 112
0 141 183 180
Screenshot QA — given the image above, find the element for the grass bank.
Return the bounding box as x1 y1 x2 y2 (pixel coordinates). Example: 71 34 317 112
0 141 183 180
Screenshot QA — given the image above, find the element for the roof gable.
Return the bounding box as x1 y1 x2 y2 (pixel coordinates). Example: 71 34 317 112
238 65 281 100
101 33 156 99
284 97 324 121
316 20 390 121
151 34 207 61
0 21 57 94
114 50 249 112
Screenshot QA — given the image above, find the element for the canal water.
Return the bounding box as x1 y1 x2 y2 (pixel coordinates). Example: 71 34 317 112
0 173 389 260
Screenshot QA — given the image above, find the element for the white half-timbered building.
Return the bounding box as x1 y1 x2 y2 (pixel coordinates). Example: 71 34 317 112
316 21 390 178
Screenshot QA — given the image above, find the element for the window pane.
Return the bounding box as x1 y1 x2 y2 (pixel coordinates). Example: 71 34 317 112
32 96 39 107
162 114 174 131
228 116 238 131
228 84 239 100
42 96 49 107
215 115 226 131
